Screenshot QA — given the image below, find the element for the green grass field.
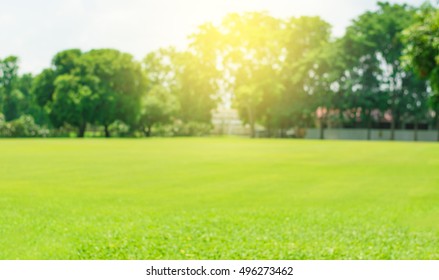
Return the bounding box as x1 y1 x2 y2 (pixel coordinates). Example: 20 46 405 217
1 138 438 259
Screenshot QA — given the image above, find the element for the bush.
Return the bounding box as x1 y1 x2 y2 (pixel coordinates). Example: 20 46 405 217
49 123 77 137
109 121 131 137
0 114 49 137
0 114 13 137
172 120 212 136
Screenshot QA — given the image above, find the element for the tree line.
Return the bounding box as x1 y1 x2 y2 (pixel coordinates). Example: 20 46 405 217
0 1 437 139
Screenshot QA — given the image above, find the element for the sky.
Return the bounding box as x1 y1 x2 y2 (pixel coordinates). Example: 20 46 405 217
0 0 428 74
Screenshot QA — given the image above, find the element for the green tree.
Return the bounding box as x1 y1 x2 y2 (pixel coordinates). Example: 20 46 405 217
50 74 99 137
143 48 219 135
82 49 146 137
140 50 180 137
402 4 439 140
279 16 332 138
190 13 332 137
32 69 56 108
210 12 285 137
0 56 21 121
0 57 46 124
17 73 50 126
403 4 439 92
33 49 95 137
342 2 428 140
296 41 345 139
340 25 383 139
139 85 179 137
33 49 145 137
175 51 219 124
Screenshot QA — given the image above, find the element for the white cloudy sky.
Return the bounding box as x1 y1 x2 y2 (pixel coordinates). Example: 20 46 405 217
0 0 428 74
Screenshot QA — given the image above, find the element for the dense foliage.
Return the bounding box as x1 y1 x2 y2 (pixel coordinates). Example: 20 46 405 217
0 1 437 138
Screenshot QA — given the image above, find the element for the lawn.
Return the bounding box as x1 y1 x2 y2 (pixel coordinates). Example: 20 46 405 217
0 138 438 259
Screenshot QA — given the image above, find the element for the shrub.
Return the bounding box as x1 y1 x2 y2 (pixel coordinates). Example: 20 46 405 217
109 121 131 137
0 114 49 137
172 120 212 136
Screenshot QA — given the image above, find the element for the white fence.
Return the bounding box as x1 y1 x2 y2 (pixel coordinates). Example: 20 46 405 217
305 128 439 142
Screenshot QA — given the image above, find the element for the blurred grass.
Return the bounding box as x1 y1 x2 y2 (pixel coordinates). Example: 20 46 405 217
0 138 438 259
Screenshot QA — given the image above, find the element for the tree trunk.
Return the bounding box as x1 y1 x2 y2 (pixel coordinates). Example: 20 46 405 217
144 125 152 137
104 124 111 138
390 113 395 141
414 118 418 142
78 122 86 138
390 95 396 141
247 106 256 138
319 118 325 140
367 110 372 141
437 115 439 142
249 122 256 138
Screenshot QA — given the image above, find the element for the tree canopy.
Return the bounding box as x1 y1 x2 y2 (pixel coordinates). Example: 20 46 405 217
1 1 437 140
